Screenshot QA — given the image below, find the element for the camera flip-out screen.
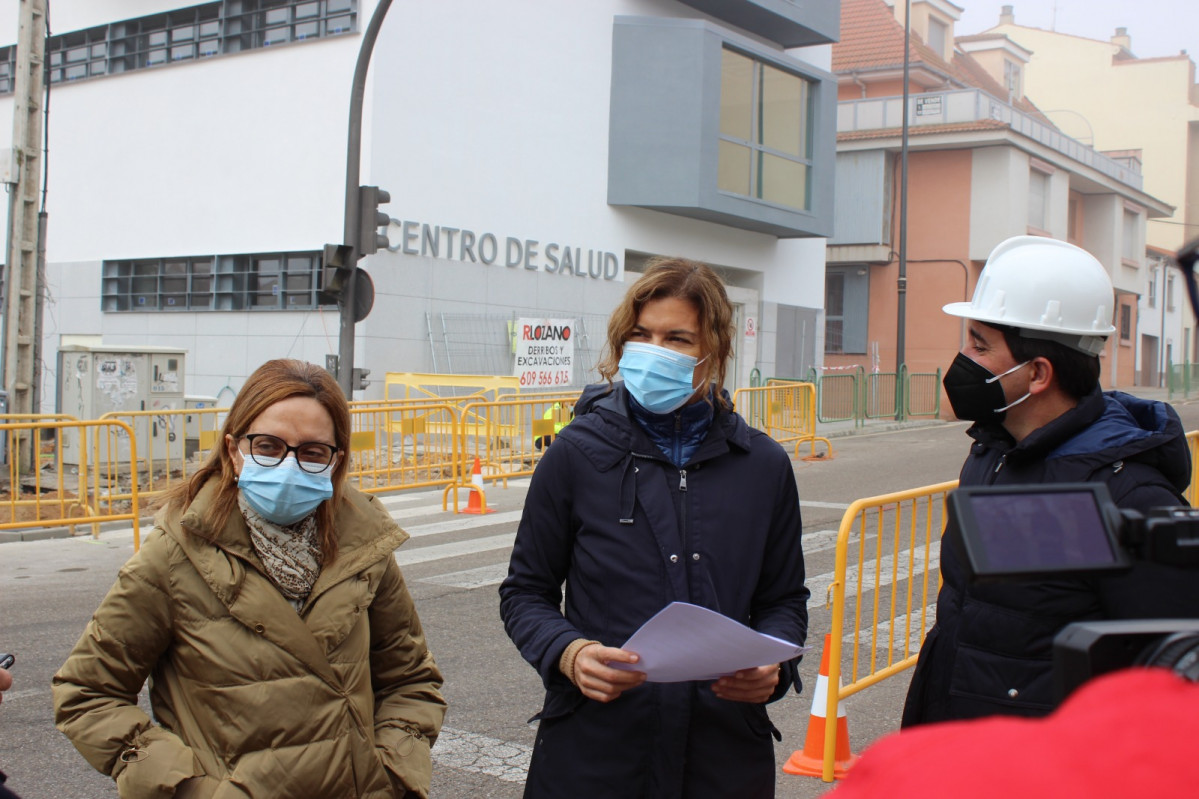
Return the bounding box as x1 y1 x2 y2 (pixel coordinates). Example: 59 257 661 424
948 483 1131 580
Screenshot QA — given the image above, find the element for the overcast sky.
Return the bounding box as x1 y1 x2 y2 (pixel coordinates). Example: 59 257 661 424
953 0 1197 61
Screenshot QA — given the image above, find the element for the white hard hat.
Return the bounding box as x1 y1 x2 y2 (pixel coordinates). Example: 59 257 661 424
943 236 1115 355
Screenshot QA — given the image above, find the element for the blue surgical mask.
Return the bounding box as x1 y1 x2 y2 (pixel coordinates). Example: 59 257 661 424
237 455 334 526
619 341 707 414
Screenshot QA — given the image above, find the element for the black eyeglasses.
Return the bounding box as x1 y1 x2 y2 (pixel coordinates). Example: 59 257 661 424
240 433 339 474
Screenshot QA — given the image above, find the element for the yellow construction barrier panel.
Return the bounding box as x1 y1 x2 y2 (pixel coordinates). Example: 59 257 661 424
99 407 227 502
383 372 520 403
732 382 832 459
817 479 956 782
0 419 142 550
446 394 579 512
348 402 462 495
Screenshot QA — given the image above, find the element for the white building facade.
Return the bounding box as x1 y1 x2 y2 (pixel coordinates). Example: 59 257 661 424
0 0 838 409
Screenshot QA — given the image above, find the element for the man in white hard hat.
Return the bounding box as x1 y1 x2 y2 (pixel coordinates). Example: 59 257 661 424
902 236 1196 726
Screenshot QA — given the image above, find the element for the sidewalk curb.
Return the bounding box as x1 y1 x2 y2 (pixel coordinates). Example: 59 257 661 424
0 517 142 545
818 418 950 439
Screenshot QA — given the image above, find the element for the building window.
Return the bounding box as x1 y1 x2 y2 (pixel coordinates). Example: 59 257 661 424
1167 273 1176 311
718 47 814 212
102 250 330 312
1004 59 1021 96
1120 304 1131 341
825 272 844 353
1028 168 1050 231
1148 274 1157 309
824 266 868 354
1 1 358 94
927 18 947 59
1121 209 1141 262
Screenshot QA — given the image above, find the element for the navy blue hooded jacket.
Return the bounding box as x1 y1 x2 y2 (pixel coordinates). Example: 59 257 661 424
903 388 1195 726
499 382 808 798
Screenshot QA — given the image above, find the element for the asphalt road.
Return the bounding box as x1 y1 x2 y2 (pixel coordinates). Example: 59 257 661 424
3 394 1197 798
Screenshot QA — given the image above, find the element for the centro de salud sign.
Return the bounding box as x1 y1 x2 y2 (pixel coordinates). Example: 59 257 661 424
386 218 620 280
514 319 574 388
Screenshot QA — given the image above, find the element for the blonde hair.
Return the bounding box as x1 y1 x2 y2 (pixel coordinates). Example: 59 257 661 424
160 359 351 561
597 257 735 409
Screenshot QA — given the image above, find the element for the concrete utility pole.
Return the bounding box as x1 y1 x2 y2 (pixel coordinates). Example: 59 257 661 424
3 0 48 469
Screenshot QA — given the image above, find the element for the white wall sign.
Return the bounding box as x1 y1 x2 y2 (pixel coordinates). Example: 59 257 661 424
386 218 620 280
514 318 575 388
745 317 757 338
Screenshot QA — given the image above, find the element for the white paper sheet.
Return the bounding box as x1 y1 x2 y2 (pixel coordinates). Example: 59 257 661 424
610 601 808 683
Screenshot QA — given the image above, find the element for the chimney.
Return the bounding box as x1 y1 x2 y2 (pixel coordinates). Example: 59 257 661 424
1111 27 1131 51
999 5 1014 25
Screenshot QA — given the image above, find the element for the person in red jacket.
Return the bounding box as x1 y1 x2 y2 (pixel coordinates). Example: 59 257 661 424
837 667 1199 798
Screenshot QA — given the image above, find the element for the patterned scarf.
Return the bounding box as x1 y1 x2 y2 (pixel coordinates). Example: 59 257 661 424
237 493 322 609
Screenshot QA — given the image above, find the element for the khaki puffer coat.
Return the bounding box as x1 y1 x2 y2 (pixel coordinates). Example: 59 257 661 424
52 481 446 799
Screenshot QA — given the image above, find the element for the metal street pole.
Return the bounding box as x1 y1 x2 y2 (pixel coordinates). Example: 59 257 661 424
895 0 911 421
337 0 392 398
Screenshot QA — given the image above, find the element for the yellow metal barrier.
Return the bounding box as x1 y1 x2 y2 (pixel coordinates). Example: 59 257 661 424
448 394 580 512
384 372 520 403
97 407 227 501
347 402 462 496
732 382 832 459
0 420 142 550
817 479 957 781
1187 431 1199 505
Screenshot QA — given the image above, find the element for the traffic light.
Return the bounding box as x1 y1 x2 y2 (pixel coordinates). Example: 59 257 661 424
358 185 391 255
320 243 354 302
352 367 371 391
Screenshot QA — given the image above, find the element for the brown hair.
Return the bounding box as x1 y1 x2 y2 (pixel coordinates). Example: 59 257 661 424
597 257 735 409
161 359 351 561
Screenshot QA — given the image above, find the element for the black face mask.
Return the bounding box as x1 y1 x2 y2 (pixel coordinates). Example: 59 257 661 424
942 352 1031 423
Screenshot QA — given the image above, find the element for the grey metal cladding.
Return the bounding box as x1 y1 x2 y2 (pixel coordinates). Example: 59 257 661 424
608 16 836 239
675 0 840 48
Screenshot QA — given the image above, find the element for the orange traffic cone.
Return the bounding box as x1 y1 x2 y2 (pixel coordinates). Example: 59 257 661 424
783 634 857 779
461 457 495 515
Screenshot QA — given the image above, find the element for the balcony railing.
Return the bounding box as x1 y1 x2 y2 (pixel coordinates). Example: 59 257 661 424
837 88 1143 190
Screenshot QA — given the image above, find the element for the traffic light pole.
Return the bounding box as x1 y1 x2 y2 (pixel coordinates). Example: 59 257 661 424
337 0 392 398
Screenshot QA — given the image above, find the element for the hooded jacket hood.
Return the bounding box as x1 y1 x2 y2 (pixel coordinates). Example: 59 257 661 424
968 387 1191 494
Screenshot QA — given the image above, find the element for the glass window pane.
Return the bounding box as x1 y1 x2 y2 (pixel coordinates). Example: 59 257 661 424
758 152 809 210
148 31 168 47
1028 171 1048 229
64 64 87 81
826 273 845 316
253 258 280 307
328 0 353 12
760 64 808 157
265 9 291 26
172 44 196 61
326 16 353 35
295 2 320 19
720 49 754 140
172 26 195 42
147 49 167 66
295 21 318 40
717 141 751 196
66 46 88 63
199 21 220 38
262 26 290 46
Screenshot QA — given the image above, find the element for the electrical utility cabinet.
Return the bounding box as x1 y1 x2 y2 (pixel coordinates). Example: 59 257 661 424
57 345 187 467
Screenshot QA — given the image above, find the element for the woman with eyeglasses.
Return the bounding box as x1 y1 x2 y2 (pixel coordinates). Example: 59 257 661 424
499 258 809 798
53 359 446 799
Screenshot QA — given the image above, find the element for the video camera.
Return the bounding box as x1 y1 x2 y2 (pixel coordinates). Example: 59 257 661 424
947 483 1199 702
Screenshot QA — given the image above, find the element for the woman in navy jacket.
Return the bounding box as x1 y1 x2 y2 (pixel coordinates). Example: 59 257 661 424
500 258 808 798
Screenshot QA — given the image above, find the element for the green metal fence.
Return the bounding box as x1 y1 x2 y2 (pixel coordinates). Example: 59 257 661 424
1169 363 1199 400
803 365 941 424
